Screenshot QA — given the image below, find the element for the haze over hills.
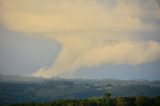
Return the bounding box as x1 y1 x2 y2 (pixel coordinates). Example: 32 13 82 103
0 73 159 82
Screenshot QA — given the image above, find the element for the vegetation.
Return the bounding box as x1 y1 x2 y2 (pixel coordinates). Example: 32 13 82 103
0 76 160 105
8 95 160 106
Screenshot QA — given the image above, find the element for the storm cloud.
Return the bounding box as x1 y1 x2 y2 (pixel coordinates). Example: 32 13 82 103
1 0 160 78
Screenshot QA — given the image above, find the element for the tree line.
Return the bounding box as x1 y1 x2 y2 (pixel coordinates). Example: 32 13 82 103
9 93 160 106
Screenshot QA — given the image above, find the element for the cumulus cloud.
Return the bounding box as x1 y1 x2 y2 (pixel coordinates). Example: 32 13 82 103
1 0 160 78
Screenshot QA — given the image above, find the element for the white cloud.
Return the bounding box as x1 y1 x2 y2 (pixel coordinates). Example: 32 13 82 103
1 0 160 78
1 0 149 32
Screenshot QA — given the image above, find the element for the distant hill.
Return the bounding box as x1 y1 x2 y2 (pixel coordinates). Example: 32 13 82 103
0 74 160 105
0 74 45 82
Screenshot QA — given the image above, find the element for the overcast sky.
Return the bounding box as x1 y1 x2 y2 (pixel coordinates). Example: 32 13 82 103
0 0 160 80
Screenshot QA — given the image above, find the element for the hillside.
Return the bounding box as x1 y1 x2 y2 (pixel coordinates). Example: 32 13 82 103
0 75 160 105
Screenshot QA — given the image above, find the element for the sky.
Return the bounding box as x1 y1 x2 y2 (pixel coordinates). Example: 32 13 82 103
0 0 160 80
